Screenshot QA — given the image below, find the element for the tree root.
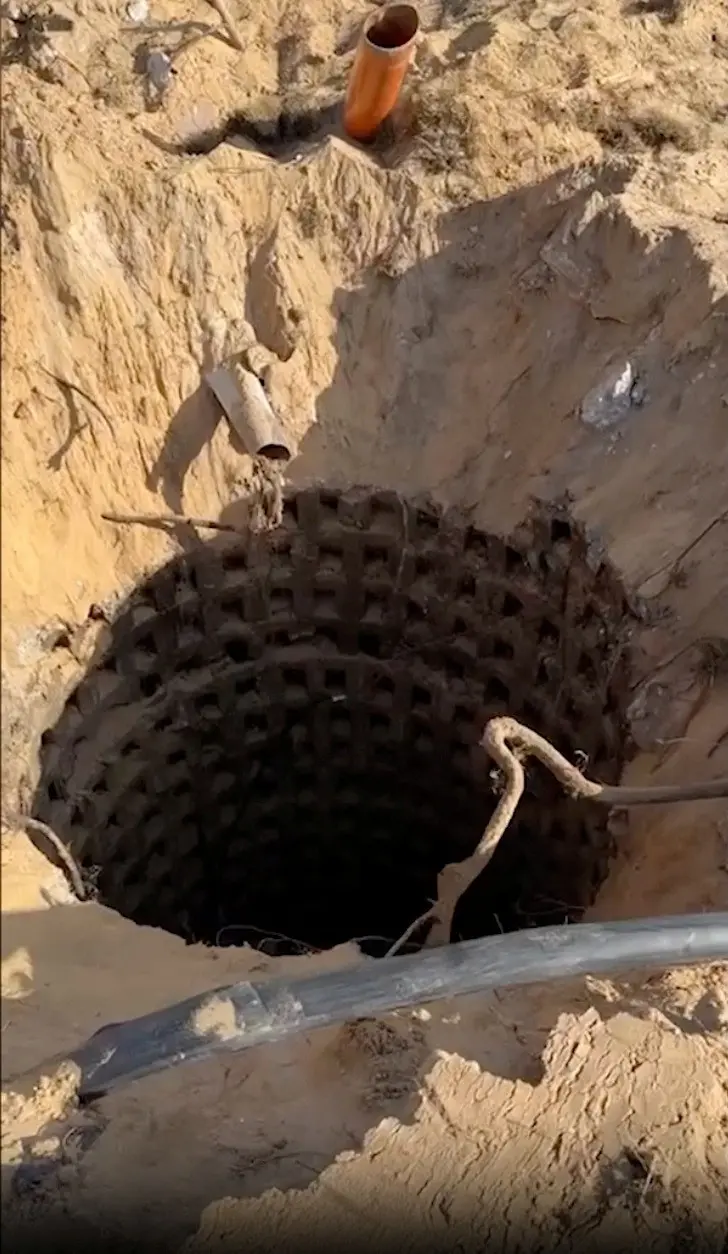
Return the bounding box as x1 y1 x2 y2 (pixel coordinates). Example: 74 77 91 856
3 813 87 901
388 716 728 955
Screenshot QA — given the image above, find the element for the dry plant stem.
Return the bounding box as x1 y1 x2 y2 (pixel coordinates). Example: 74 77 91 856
384 907 435 957
636 507 728 593
395 716 728 954
205 0 244 50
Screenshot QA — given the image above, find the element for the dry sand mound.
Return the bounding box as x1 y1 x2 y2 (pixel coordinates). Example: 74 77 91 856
2 0 727 1249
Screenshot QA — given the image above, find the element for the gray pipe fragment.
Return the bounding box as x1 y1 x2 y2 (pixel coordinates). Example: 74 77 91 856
205 362 294 462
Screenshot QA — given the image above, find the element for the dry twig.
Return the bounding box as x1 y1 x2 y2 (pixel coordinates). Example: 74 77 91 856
389 716 728 955
40 367 115 435
205 0 244 50
637 508 728 594
101 511 243 533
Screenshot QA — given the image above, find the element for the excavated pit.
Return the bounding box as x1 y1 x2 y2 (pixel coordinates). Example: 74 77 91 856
33 487 637 955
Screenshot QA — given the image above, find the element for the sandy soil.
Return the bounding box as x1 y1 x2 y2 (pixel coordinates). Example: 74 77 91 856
2 0 728 1248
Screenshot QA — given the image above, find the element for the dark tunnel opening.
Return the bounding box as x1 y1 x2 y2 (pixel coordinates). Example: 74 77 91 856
32 486 637 956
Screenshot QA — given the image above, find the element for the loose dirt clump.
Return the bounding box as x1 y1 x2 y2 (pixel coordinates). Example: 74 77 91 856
191 996 239 1042
1 0 727 1249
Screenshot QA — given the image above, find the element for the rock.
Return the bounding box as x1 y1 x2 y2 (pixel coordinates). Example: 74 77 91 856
580 360 642 430
125 0 148 22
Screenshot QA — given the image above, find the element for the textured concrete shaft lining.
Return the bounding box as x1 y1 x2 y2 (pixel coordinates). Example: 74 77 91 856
33 487 636 954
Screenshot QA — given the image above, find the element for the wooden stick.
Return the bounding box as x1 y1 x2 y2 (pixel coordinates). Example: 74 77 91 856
101 512 242 533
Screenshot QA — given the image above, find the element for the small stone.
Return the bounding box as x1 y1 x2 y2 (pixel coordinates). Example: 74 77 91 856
580 361 641 430
146 50 172 94
126 0 148 22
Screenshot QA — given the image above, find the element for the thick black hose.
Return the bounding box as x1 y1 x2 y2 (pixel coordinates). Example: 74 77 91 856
597 778 728 805
51 912 727 1100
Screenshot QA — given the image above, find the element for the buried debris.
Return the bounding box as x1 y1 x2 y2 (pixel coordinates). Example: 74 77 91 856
205 361 295 462
143 47 173 106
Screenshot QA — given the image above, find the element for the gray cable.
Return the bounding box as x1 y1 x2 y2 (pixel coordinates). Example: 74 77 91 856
48 912 727 1098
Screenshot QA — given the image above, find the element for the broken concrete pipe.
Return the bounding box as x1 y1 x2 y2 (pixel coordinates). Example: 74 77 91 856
205 363 294 462
344 3 420 143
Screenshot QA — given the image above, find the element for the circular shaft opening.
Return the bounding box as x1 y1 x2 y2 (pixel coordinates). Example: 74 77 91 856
33 487 635 956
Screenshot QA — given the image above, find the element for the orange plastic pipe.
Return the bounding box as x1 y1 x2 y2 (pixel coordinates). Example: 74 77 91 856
343 4 420 143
